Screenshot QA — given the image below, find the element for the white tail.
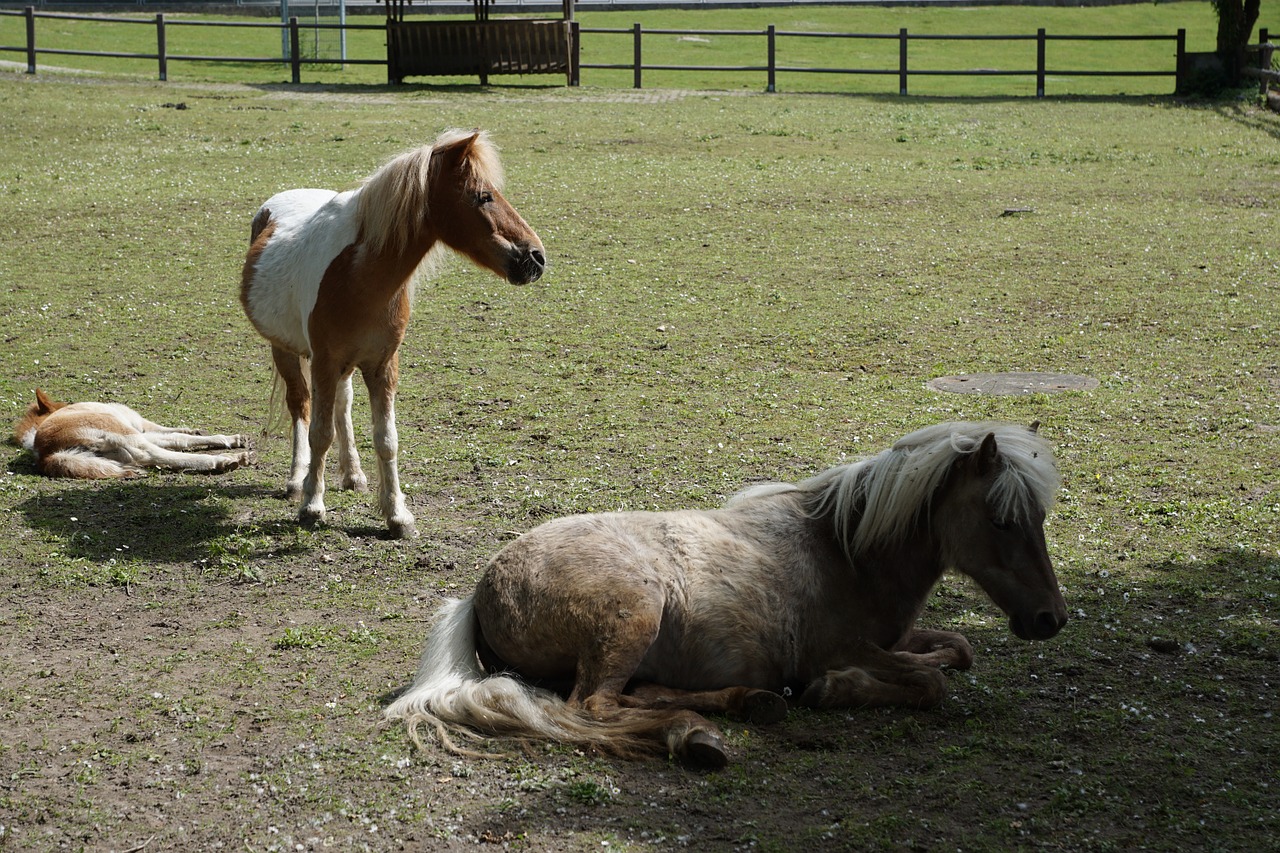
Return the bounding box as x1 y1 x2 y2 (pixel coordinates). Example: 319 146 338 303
384 598 663 757
41 448 138 479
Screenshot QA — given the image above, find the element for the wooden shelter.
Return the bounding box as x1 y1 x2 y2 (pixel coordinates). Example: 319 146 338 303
383 0 574 85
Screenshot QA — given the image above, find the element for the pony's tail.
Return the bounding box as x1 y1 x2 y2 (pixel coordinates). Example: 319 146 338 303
39 449 139 480
384 598 668 760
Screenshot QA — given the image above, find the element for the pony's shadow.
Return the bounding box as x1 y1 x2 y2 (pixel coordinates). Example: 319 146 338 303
13 476 286 565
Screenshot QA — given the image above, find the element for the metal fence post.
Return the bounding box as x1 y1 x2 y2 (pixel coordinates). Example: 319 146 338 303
633 23 642 89
1036 28 1045 97
766 24 775 93
898 28 907 95
25 6 36 74
157 13 167 81
289 16 301 84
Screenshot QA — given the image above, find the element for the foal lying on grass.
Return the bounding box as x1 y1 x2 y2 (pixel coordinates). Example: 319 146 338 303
12 389 253 479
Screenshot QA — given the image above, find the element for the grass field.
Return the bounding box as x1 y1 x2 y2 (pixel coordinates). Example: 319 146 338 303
1 41 1279 853
1 1 1274 94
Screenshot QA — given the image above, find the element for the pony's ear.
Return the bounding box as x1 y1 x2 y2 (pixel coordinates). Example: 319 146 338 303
433 131 482 171
974 432 1000 477
34 389 56 414
1028 420 1041 434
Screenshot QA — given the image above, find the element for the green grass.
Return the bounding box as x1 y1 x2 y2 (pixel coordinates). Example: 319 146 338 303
0 2 1274 94
0 49 1278 853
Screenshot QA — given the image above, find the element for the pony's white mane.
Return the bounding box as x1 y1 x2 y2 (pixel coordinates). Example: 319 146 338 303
734 422 1060 557
355 128 505 260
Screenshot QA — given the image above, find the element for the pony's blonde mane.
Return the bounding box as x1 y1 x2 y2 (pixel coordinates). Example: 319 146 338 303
739 422 1060 557
355 129 506 260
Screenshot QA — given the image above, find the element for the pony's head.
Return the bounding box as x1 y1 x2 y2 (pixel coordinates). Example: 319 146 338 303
12 389 65 449
923 422 1067 641
356 129 546 285
806 421 1066 642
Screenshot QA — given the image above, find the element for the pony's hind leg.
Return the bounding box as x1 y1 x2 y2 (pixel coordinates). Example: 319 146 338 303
271 347 311 501
98 434 251 474
623 683 789 725
361 356 416 539
334 374 368 492
298 355 341 527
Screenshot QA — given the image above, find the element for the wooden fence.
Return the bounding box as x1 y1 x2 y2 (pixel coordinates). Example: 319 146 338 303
573 22 1183 96
0 6 1270 98
1242 28 1277 104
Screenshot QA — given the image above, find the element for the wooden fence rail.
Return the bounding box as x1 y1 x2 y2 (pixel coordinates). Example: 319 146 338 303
0 6 1269 99
574 23 1184 96
1 7 385 83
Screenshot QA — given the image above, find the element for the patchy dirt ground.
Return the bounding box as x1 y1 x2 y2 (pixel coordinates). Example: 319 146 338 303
2 462 1277 852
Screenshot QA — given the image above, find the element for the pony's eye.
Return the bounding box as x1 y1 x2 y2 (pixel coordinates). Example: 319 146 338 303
992 518 1015 532
476 190 494 206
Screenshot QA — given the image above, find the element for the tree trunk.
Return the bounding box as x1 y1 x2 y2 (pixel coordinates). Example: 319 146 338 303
1214 0 1263 82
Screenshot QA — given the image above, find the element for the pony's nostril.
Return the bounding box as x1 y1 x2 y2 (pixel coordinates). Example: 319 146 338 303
1035 610 1066 638
530 249 546 268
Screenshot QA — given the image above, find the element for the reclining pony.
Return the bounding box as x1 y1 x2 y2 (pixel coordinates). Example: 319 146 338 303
12 389 253 479
386 420 1067 768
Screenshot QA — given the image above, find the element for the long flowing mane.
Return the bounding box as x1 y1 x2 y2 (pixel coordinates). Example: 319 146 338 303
741 422 1060 557
355 128 506 259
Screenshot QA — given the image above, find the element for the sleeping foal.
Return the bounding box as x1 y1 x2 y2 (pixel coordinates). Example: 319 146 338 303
12 389 253 479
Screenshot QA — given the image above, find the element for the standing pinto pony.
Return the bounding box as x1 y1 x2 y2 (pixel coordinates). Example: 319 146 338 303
240 129 546 539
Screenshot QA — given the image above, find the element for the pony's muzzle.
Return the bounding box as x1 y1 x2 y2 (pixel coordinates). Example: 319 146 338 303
508 247 547 285
1011 608 1068 641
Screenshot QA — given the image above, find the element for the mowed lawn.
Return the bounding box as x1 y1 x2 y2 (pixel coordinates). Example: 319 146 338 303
0 54 1277 853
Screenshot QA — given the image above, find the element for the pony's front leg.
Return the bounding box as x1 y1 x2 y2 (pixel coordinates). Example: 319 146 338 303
333 374 368 492
798 644 950 710
363 359 416 539
893 629 975 670
298 365 339 528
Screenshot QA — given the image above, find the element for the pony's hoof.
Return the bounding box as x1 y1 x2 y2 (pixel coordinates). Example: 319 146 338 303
684 730 728 769
742 690 788 724
340 473 369 492
299 506 325 527
388 518 418 540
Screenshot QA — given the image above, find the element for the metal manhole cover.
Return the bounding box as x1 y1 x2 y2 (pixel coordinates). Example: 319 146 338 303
928 371 1099 396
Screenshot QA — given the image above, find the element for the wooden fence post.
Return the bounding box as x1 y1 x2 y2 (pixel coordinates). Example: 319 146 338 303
157 13 167 82
24 6 36 74
633 22 642 89
1175 28 1185 94
766 24 776 93
898 28 907 95
569 20 580 86
1036 28 1045 97
1261 28 1272 98
289 16 301 84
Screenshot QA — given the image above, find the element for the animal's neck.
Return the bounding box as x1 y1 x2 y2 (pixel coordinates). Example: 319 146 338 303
847 520 946 647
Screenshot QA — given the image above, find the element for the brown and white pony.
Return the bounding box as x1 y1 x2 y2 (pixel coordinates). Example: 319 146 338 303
12 389 253 479
240 129 545 539
386 421 1068 767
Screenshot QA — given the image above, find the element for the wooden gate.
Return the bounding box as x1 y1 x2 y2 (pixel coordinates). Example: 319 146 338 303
387 19 571 84
383 0 574 85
